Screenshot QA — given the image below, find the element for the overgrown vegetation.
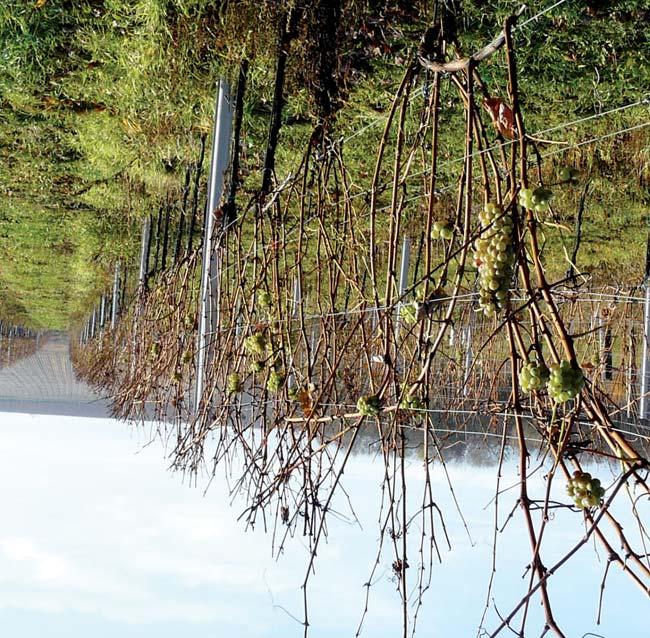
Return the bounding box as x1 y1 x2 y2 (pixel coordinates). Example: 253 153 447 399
1 0 648 328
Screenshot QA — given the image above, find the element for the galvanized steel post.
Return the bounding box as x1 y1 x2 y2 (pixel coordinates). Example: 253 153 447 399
639 284 650 419
195 80 233 410
111 261 120 330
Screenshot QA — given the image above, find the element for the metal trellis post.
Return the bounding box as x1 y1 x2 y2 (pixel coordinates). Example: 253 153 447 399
195 80 234 411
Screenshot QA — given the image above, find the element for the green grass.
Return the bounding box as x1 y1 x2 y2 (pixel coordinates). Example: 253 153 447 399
0 0 648 328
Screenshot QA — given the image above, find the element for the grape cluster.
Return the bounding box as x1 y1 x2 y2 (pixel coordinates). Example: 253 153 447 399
398 384 425 410
519 186 553 212
548 360 585 403
257 290 273 310
266 369 285 393
244 331 267 355
473 202 515 316
559 166 579 184
567 471 605 509
227 372 242 394
431 220 454 240
357 394 382 417
519 361 550 393
250 360 264 374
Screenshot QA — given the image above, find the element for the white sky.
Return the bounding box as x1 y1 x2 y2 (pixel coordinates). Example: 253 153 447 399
0 412 647 637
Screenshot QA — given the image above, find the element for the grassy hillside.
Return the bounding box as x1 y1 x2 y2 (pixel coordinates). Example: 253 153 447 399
0 0 648 328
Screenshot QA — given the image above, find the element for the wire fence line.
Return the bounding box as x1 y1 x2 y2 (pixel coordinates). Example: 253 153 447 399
338 90 648 195
337 0 574 149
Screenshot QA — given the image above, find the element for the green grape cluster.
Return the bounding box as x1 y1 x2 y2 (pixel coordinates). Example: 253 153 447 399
431 220 454 240
519 361 550 393
548 360 585 403
519 186 553 212
257 290 273 310
398 384 425 410
473 202 515 316
399 302 418 325
250 360 264 374
559 166 579 184
567 471 604 509
357 394 382 417
266 369 285 393
227 372 242 394
244 331 267 355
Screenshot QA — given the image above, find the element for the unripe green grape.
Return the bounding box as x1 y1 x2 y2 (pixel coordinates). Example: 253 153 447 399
586 493 600 507
568 472 603 509
432 220 454 241
580 496 592 509
518 188 534 208
250 360 264 374
519 361 549 393
547 360 585 402
474 201 514 315
244 331 268 355
399 384 425 410
258 290 273 309
266 370 285 393
440 226 454 240
227 372 242 394
357 394 382 417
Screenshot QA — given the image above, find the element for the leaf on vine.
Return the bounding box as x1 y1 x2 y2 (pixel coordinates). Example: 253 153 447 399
297 388 315 417
483 97 515 139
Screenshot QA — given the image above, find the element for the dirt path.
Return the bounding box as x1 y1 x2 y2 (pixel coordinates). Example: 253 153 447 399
0 332 107 417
